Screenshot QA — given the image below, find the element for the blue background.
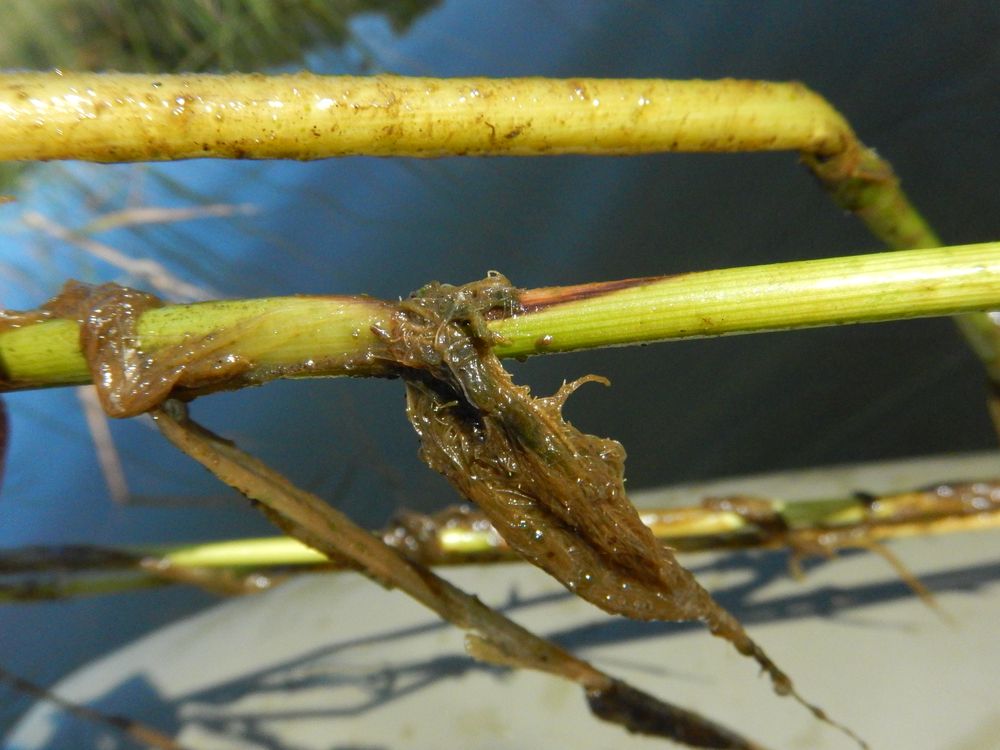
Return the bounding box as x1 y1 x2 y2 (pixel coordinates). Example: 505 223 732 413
1 0 998 737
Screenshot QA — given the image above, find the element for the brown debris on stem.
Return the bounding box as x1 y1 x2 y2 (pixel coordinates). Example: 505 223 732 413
382 273 866 747
5 477 998 604
0 281 258 416
803 145 939 252
705 494 950 618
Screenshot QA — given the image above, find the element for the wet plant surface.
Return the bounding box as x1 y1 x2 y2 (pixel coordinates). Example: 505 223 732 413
1 4 999 748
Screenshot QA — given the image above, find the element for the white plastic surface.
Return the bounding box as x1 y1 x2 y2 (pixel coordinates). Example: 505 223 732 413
8 452 1000 749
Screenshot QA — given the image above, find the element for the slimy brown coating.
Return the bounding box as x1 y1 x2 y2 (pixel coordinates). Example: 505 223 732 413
382 273 811 703
2 281 256 416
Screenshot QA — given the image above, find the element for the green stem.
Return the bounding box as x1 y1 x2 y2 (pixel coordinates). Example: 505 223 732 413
0 295 392 389
6 477 997 602
803 131 1000 389
1 71 996 384
494 242 1000 358
953 313 1000 384
805 147 940 251
2 242 999 392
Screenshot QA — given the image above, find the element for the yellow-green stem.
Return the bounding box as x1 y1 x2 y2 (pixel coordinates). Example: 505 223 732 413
2 243 999 392
0 73 850 161
0 295 392 389
1 71 996 382
5 481 997 602
0 70 938 256
494 242 1000 358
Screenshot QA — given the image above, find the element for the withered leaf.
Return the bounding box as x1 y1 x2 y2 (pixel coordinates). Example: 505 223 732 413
385 274 865 747
385 275 761 632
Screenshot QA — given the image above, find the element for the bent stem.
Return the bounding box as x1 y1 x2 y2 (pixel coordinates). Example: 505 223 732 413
2 242 999 394
149 400 769 750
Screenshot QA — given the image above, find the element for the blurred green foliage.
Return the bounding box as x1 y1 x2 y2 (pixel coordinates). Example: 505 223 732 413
0 0 438 72
0 0 438 191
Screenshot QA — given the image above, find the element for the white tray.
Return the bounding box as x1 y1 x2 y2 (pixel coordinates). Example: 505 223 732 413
8 452 1000 749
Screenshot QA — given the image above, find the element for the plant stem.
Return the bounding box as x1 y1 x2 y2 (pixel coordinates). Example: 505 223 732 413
1 242 999 392
0 74 852 161
5 479 996 602
0 294 393 389
139 481 1000 562
2 71 997 381
493 242 1000 358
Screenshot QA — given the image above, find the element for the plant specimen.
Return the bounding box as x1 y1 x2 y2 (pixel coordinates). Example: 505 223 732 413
1 71 998 750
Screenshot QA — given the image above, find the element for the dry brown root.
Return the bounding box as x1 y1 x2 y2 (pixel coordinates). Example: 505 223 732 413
703 494 947 614
856 541 950 622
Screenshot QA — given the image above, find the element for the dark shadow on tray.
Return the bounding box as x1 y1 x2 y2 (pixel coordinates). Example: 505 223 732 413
9 675 180 750
12 551 1000 749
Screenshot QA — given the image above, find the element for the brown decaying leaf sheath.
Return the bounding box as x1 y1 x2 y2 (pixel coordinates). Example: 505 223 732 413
386 276 769 648
0 665 187 750
1 281 256 416
151 404 768 749
384 274 866 746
